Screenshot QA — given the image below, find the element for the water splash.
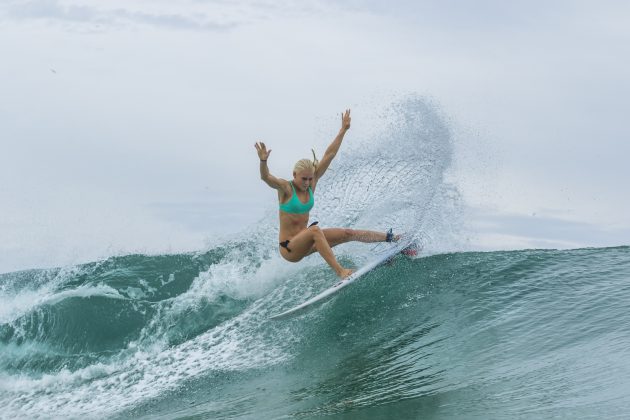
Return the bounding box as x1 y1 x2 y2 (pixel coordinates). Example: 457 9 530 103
0 96 469 418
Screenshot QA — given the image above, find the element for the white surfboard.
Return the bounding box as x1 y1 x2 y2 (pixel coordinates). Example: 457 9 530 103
270 236 417 320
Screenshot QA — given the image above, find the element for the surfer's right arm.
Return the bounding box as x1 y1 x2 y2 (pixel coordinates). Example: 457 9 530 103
255 141 289 191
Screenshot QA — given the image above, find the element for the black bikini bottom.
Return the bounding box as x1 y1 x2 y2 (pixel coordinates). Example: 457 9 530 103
279 221 319 253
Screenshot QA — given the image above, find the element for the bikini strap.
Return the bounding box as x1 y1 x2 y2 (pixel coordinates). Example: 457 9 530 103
279 240 291 252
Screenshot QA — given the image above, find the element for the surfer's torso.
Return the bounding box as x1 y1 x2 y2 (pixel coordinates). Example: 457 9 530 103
278 181 316 242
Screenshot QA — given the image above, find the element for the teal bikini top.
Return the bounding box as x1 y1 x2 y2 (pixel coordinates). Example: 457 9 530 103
279 181 314 214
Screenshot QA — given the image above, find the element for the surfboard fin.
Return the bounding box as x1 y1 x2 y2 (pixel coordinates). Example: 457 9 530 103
401 243 419 257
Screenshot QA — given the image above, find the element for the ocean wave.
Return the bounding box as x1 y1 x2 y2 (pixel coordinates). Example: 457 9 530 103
3 96 628 418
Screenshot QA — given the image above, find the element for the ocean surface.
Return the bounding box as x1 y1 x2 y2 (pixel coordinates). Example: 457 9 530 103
1 246 629 419
2 98 629 418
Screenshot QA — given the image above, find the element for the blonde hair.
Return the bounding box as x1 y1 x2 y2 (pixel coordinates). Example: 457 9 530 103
293 149 319 173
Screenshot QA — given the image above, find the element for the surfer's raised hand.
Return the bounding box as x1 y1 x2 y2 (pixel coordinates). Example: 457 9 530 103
340 109 351 132
255 141 271 161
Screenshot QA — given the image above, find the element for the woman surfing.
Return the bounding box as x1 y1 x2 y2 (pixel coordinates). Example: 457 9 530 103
255 109 399 279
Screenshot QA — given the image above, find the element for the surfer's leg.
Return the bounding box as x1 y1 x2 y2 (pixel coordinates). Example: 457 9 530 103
317 228 399 248
281 225 353 278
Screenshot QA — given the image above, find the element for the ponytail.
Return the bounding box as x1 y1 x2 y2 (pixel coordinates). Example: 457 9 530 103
311 149 319 171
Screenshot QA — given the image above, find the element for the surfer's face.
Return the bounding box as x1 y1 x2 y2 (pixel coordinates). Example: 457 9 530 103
293 170 314 191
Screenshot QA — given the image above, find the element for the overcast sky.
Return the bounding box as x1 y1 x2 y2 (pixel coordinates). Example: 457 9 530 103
1 0 629 273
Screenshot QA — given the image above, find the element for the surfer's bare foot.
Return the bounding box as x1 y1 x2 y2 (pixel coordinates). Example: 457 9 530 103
338 268 354 279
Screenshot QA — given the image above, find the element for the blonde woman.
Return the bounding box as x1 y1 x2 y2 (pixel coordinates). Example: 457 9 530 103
255 109 399 279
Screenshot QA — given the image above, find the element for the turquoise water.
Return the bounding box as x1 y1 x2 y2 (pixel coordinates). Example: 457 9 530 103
1 246 629 418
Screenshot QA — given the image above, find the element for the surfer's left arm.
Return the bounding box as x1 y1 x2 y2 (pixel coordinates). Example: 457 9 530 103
315 109 351 180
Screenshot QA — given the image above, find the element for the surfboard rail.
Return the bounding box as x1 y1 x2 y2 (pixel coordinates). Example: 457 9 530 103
269 237 416 320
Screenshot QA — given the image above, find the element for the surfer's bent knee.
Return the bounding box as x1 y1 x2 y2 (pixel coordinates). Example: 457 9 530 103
309 225 323 237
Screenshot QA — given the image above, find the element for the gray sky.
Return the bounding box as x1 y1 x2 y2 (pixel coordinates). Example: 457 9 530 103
1 0 629 273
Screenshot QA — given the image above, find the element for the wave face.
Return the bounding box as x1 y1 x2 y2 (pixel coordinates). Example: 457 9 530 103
2 98 629 418
2 247 629 419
